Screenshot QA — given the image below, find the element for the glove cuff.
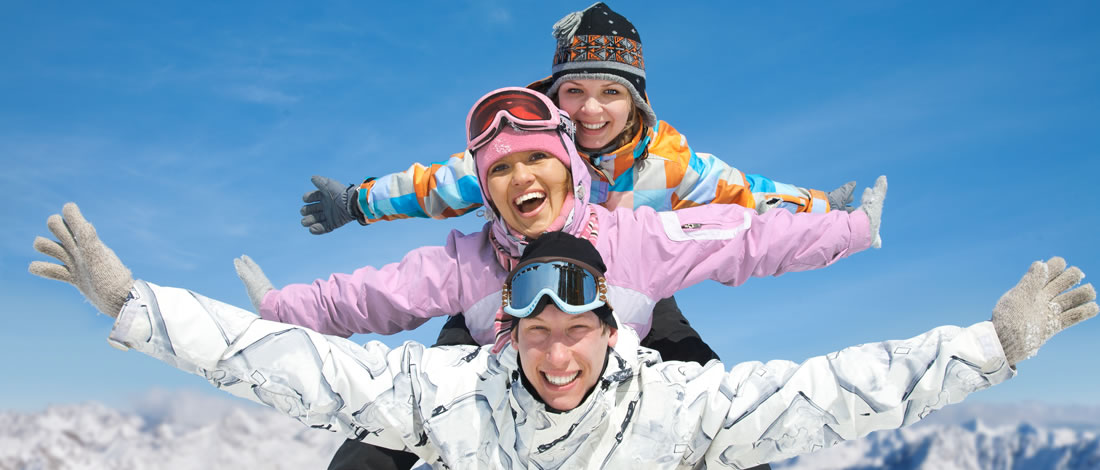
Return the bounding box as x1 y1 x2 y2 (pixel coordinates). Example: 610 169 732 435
993 318 1041 366
344 183 366 224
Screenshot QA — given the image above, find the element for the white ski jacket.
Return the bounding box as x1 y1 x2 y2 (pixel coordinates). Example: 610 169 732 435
109 280 1015 469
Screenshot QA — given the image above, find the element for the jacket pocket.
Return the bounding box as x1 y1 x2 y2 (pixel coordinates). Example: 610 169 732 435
657 209 752 241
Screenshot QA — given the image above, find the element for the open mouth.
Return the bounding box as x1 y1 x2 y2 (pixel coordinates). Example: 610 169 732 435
580 121 608 131
513 191 546 215
542 371 579 387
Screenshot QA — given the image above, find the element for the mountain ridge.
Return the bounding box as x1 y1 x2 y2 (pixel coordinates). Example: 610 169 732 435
4 390 1099 469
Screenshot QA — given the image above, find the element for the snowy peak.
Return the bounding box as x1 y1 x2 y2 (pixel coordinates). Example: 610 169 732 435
0 394 343 470
4 392 1099 470
775 419 1100 470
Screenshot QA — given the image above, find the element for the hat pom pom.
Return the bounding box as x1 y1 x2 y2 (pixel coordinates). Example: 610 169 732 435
552 11 583 41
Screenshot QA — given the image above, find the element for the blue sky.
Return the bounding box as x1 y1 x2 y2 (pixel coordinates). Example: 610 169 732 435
2 1 1099 411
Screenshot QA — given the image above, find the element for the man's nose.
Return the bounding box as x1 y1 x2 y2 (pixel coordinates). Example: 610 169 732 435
546 340 571 366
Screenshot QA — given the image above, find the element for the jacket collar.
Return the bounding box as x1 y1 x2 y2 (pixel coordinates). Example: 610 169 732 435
586 124 655 181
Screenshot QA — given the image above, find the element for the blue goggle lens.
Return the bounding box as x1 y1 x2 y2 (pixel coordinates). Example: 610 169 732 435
504 261 604 318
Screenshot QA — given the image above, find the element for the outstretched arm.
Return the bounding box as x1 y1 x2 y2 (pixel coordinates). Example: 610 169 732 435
745 173 855 215
698 321 1012 468
113 280 435 457
647 124 848 214
695 257 1096 468
665 151 843 214
235 231 474 337
627 176 885 302
28 203 445 459
300 151 484 235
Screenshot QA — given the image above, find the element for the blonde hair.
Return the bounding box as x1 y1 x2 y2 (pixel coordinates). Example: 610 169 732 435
614 106 645 155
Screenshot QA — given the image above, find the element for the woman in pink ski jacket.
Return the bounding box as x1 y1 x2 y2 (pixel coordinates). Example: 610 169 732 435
235 87 886 349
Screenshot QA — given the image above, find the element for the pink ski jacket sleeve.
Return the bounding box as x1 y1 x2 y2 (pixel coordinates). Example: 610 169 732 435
594 204 873 328
259 202 873 342
258 227 500 338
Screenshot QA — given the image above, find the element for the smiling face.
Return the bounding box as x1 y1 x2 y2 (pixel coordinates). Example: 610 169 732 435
511 305 618 411
484 150 571 238
555 79 635 151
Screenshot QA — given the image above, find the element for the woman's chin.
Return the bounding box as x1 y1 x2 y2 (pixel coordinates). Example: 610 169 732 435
500 212 541 237
577 134 612 151
504 204 554 237
517 223 548 239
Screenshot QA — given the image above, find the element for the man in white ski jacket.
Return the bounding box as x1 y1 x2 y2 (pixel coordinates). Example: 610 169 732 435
29 203 1098 469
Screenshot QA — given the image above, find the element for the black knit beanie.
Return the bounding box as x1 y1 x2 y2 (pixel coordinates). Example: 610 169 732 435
546 2 657 128
515 232 616 327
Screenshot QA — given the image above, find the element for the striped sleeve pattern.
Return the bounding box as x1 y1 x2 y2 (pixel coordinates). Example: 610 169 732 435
356 151 485 223
591 121 831 214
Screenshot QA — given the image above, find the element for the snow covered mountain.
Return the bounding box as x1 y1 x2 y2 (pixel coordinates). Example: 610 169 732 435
0 390 343 470
3 390 1099 469
774 416 1100 470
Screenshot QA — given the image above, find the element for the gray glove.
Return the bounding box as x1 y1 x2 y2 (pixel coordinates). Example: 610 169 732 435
992 257 1097 367
29 203 134 317
857 175 887 249
234 254 274 313
827 181 857 213
300 175 362 235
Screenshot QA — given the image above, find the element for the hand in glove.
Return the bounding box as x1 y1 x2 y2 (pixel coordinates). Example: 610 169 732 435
234 254 274 313
300 175 364 235
827 181 857 213
857 175 887 249
992 257 1097 367
28 203 134 317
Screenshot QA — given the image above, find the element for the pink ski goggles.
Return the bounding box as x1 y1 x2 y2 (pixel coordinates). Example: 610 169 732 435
466 87 573 152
